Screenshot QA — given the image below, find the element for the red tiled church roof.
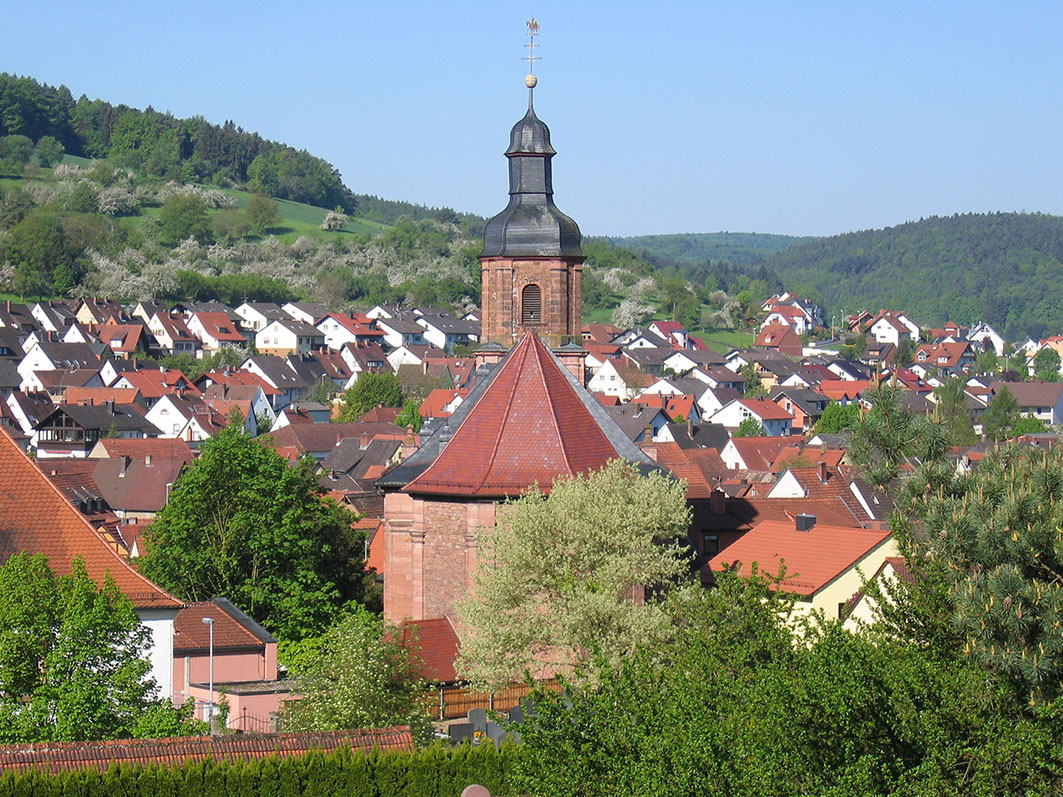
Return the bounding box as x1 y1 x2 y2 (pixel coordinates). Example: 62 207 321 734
404 333 627 497
0 427 180 609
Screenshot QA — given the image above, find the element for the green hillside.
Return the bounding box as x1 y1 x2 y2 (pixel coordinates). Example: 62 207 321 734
757 212 1063 339
612 232 813 266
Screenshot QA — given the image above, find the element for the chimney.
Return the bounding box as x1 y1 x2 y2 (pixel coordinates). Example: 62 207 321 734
709 489 726 515
105 399 115 415
360 432 369 449
795 513 816 532
818 460 828 484
118 456 130 477
686 415 694 438
145 454 153 467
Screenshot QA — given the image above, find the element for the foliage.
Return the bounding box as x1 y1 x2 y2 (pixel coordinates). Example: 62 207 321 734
932 377 977 446
748 212 1063 339
813 401 859 434
35 134 64 167
0 208 71 295
394 397 423 432
1034 347 1061 381
457 460 692 690
0 742 524 795
900 445 1063 707
286 606 432 744
738 361 766 398
512 571 1063 795
158 194 213 247
981 385 1021 443
245 193 279 233
248 147 350 209
321 210 347 231
848 380 948 488
614 231 811 267
734 417 766 437
1012 415 1050 435
137 424 369 640
0 553 199 742
339 372 403 422
158 347 243 383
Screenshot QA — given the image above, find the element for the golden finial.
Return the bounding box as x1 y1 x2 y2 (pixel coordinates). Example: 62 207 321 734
524 17 540 89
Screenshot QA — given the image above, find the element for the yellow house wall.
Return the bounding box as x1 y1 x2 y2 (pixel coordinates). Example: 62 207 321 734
789 536 899 623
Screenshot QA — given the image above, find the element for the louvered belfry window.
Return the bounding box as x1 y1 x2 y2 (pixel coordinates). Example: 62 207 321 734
522 284 542 325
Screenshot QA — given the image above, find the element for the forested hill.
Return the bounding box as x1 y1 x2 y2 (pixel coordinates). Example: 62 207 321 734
0 73 354 210
758 212 1063 339
613 232 813 266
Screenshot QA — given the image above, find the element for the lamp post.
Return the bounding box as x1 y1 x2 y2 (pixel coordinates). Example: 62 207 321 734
201 616 214 732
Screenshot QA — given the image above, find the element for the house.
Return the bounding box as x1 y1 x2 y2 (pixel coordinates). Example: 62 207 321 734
203 383 275 428
34 402 161 458
968 322 1006 357
760 304 813 336
988 381 1063 426
912 342 974 376
419 388 470 420
755 323 803 357
375 313 427 348
146 312 201 357
91 453 188 521
24 366 104 398
0 427 182 698
662 348 725 374
16 341 101 390
386 343 446 371
843 557 914 633
111 369 199 409
587 358 633 399
173 598 288 729
868 311 920 345
239 355 315 410
719 435 805 472
255 318 325 356
282 301 329 326
604 403 673 443
316 312 385 351
186 311 248 354
708 398 794 436
770 387 829 432
267 421 411 462
234 302 287 333
708 517 897 621
415 311 480 351
95 321 149 358
647 320 690 349
581 323 623 345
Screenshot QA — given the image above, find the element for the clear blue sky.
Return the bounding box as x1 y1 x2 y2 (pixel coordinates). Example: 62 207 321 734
3 2 1061 237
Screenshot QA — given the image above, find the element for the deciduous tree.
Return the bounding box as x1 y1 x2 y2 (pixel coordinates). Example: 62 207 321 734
138 424 370 640
0 553 198 742
286 606 431 743
457 459 692 690
338 372 403 421
245 193 279 233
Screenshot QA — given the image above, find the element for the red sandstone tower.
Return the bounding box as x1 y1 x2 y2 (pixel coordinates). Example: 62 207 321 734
479 74 584 348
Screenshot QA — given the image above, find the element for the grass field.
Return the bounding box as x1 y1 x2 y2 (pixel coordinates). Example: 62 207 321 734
694 329 754 353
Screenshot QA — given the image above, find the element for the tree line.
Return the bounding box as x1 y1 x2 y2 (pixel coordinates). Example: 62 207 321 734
0 73 353 210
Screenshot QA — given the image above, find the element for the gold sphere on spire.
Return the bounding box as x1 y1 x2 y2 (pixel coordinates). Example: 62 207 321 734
525 73 538 88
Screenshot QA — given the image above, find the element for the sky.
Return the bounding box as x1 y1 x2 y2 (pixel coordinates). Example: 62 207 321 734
2 2 1061 238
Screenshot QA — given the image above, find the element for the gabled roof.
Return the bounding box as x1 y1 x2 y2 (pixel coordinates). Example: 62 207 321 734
0 427 180 608
90 437 193 461
174 597 276 653
726 435 805 471
989 380 1063 408
193 312 247 343
709 519 892 595
737 398 794 421
42 403 160 436
92 456 187 513
116 369 198 399
389 332 656 498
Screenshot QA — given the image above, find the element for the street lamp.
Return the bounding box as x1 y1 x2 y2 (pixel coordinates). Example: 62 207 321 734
201 616 214 732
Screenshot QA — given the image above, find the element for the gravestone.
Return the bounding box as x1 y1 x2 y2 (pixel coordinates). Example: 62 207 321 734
468 707 488 733
450 723 474 743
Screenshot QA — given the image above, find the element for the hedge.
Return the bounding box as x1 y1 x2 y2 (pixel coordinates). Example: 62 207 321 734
0 742 523 796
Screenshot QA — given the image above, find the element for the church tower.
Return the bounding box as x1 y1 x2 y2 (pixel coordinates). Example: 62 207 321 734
480 24 584 348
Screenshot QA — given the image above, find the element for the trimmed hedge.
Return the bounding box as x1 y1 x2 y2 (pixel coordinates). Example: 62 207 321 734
0 742 523 796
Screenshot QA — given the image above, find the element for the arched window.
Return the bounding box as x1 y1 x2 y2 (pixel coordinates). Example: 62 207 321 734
521 284 542 325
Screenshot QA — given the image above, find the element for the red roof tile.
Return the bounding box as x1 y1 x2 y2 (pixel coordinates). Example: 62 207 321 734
399 617 459 683
404 333 625 497
0 728 414 773
708 519 892 595
174 599 273 653
0 428 180 609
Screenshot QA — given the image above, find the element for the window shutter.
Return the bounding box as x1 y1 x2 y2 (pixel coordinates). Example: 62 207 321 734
522 284 542 325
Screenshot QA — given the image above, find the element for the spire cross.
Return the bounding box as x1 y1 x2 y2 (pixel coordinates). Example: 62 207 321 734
524 17 540 73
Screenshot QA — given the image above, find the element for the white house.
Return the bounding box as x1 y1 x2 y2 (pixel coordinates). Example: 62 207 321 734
587 358 632 400
708 398 794 436
869 312 920 346
968 322 1006 357
255 319 325 357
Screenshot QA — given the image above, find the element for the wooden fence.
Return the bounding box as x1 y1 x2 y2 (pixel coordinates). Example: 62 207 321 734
426 680 561 721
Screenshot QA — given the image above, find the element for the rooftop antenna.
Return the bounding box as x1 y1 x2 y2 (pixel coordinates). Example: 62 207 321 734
524 17 540 105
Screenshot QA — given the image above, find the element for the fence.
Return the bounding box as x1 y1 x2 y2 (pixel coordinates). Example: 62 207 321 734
428 680 561 721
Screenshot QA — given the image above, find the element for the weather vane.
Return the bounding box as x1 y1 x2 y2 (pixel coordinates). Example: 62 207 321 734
524 17 540 87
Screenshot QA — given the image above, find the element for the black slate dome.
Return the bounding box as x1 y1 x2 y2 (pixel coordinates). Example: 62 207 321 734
482 92 583 259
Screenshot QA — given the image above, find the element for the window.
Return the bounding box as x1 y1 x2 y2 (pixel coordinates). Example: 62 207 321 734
701 534 719 557
521 284 542 325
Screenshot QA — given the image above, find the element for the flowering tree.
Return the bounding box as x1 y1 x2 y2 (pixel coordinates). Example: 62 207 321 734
457 459 692 690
